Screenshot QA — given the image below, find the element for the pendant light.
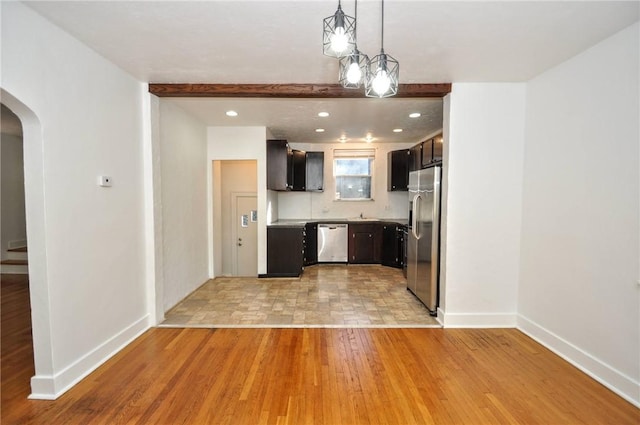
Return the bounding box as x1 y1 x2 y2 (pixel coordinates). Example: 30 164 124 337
323 0 356 58
338 0 369 88
365 0 399 98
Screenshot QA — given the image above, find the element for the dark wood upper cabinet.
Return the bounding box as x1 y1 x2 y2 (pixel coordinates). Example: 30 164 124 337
421 133 444 167
268 141 324 192
267 139 292 191
291 149 306 191
305 151 324 192
422 138 433 165
409 143 423 172
388 149 410 191
433 134 443 163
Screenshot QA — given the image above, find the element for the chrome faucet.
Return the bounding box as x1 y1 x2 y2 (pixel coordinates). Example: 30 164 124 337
359 212 364 219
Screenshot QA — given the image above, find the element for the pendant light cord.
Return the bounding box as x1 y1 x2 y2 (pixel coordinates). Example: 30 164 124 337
381 0 384 51
354 0 358 42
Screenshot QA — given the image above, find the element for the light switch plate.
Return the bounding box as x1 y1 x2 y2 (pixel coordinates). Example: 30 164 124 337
98 176 112 187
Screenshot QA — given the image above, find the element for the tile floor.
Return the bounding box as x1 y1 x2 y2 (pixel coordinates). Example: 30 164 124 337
161 264 440 328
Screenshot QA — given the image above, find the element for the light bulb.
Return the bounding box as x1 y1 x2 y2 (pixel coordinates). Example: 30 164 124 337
330 27 348 54
346 61 362 84
372 69 391 96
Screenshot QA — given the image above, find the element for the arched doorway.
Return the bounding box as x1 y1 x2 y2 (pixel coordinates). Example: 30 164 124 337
1 89 54 399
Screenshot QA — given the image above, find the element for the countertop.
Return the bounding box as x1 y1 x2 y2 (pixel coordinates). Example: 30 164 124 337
268 218 408 228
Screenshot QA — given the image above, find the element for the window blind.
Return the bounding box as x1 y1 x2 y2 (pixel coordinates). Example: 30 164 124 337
333 148 376 159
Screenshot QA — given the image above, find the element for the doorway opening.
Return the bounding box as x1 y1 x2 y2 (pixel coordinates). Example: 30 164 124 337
0 102 34 402
1 89 54 399
212 160 258 276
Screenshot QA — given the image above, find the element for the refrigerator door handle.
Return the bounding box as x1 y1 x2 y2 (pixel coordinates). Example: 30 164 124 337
412 194 421 240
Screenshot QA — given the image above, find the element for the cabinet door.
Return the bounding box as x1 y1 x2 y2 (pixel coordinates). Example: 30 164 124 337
381 225 400 267
422 138 433 166
387 149 409 191
349 224 382 264
352 232 374 263
305 152 324 191
304 223 318 265
267 140 292 191
291 149 306 191
433 134 443 162
409 143 423 172
267 227 304 276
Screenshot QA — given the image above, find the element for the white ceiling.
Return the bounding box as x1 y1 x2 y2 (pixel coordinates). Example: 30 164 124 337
22 1 639 144
167 97 443 144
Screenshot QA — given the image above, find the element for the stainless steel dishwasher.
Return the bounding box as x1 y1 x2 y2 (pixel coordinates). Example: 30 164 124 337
317 223 348 262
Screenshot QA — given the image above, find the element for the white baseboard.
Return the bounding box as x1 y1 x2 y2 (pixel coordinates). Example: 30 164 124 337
517 314 640 408
436 307 445 326
441 311 517 328
29 315 150 400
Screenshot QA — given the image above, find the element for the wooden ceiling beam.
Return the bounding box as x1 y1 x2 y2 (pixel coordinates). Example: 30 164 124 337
148 83 451 98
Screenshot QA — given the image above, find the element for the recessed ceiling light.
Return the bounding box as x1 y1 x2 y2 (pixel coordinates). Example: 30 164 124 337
365 134 374 143
409 112 421 118
226 110 238 117
393 128 403 133
318 112 329 117
339 135 347 143
315 128 325 133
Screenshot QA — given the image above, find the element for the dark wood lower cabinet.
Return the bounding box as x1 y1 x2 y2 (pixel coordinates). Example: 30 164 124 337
304 223 318 266
268 221 407 276
348 224 382 264
267 227 304 277
381 224 404 268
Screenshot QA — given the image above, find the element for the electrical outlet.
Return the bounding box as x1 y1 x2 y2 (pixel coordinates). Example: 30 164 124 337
98 176 112 187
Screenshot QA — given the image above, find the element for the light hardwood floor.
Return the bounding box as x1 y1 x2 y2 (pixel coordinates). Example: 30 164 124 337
2 274 639 424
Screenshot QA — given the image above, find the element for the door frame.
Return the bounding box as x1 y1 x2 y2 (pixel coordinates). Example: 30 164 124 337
1 89 54 397
230 192 257 276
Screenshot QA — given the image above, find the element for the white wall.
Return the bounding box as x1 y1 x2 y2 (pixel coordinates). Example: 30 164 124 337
159 101 208 311
278 142 417 220
207 127 268 275
1 132 27 258
518 22 639 405
1 2 148 398
442 83 526 327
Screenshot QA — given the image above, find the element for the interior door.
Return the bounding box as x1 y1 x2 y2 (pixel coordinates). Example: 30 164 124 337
233 194 258 276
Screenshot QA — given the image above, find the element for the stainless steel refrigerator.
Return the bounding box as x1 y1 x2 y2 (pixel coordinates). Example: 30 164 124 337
407 166 441 315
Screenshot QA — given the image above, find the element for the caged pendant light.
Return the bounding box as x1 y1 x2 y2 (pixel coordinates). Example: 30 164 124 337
365 0 399 98
323 0 357 58
338 0 369 88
